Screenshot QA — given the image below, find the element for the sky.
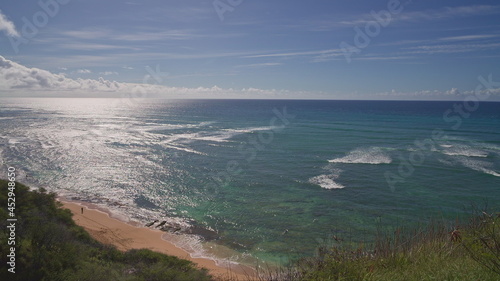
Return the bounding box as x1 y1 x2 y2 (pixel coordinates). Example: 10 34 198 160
1 0 500 100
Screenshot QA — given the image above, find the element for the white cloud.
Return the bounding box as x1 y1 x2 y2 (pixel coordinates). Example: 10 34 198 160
445 88 461 96
100 71 119 76
0 9 19 37
0 56 119 91
76 69 92 74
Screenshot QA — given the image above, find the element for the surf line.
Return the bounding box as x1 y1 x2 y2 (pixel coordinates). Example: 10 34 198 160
385 74 500 191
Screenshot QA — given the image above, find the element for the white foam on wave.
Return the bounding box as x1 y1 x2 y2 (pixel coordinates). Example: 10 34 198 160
161 232 251 270
196 126 281 142
482 143 500 157
162 144 207 155
328 147 392 164
440 144 488 158
157 125 280 145
193 133 234 143
456 157 500 177
198 121 217 127
439 144 453 148
222 125 280 134
309 170 344 189
442 151 488 158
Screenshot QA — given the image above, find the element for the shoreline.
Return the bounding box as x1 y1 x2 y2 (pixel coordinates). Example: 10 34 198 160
58 198 256 281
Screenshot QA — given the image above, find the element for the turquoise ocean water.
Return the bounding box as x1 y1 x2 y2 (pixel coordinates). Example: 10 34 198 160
1 98 499 265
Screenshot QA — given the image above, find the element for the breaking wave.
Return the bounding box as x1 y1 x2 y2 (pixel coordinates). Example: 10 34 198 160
328 147 392 164
309 169 345 189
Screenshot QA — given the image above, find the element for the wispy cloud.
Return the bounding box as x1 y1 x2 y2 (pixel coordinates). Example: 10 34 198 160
405 42 500 55
236 62 282 68
0 9 19 37
59 42 141 51
76 69 92 74
396 5 500 22
439 34 500 41
58 27 235 42
99 71 119 76
112 30 197 41
242 48 412 63
309 5 500 31
60 29 112 39
59 28 195 41
354 55 414 61
244 49 343 59
18 50 262 69
377 33 500 58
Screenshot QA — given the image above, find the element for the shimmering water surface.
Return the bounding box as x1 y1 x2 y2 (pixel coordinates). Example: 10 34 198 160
1 98 499 265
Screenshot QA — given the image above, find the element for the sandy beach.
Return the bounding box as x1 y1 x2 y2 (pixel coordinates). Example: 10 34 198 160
59 200 256 281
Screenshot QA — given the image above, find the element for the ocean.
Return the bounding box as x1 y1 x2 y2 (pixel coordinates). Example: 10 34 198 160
1 98 499 266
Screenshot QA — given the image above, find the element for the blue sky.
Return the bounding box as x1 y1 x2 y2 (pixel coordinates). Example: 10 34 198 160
1 0 500 99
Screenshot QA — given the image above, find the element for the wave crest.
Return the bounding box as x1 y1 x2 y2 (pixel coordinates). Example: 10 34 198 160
309 170 344 189
440 144 488 158
328 147 392 164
